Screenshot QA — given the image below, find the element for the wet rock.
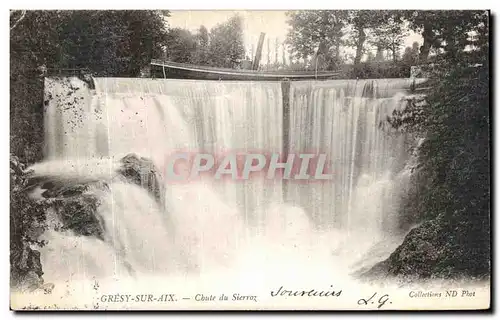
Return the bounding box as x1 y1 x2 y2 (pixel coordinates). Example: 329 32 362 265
51 194 105 240
17 271 44 293
362 218 442 280
116 153 162 203
10 154 48 291
22 153 163 241
11 153 164 290
361 213 490 282
10 242 44 292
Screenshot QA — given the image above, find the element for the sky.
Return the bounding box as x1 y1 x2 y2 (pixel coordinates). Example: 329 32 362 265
168 10 423 63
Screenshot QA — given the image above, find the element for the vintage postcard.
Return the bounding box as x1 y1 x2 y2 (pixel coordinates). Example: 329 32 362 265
9 9 490 311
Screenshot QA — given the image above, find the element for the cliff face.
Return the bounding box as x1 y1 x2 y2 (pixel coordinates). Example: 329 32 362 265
10 153 163 292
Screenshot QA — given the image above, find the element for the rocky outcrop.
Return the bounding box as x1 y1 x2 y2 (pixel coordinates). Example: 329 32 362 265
10 242 44 291
27 153 163 238
361 213 490 282
10 155 48 291
50 190 106 240
11 153 164 291
115 153 162 203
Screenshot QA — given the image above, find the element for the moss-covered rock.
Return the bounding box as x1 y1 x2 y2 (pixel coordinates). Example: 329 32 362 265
362 212 490 282
11 153 164 291
116 153 162 203
10 242 44 291
51 193 106 240
10 155 49 291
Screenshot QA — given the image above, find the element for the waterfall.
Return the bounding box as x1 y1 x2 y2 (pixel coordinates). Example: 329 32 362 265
38 77 286 284
44 78 283 221
286 79 412 249
34 77 413 289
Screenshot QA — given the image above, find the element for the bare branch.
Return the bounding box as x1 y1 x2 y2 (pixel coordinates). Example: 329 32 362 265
10 10 27 31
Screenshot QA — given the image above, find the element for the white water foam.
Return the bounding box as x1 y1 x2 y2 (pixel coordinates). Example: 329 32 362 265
13 77 455 310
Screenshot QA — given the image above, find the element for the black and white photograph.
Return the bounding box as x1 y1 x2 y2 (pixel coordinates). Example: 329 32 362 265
8 8 491 310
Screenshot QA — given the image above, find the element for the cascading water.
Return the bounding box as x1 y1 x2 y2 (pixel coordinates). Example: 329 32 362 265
44 77 283 222
23 76 418 308
286 79 414 267
287 80 412 231
39 77 287 283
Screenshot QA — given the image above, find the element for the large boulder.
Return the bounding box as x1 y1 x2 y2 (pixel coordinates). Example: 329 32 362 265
115 153 162 203
10 242 44 291
25 153 164 240
361 213 490 282
11 153 164 291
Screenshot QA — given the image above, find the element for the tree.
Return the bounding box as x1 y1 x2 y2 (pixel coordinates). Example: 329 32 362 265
386 16 489 277
281 43 287 66
365 50 375 62
436 11 489 63
404 10 488 63
10 10 170 163
9 10 172 288
197 25 209 47
286 10 349 70
345 10 387 65
403 11 444 63
402 41 420 65
165 28 197 63
369 11 408 63
123 10 170 76
10 10 169 77
191 25 210 65
207 15 245 68
274 38 279 65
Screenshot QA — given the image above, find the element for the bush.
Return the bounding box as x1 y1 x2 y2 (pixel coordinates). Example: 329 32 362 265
378 60 490 279
10 155 49 290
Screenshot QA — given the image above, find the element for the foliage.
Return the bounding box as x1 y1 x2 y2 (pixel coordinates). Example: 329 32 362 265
369 11 408 62
402 42 420 66
191 26 210 65
346 10 387 65
207 15 245 68
286 10 407 68
10 10 170 164
163 15 245 69
10 10 169 77
286 10 348 69
384 14 490 277
10 155 49 289
285 10 489 70
165 28 198 63
396 63 489 216
349 61 410 79
403 10 489 63
9 10 171 288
